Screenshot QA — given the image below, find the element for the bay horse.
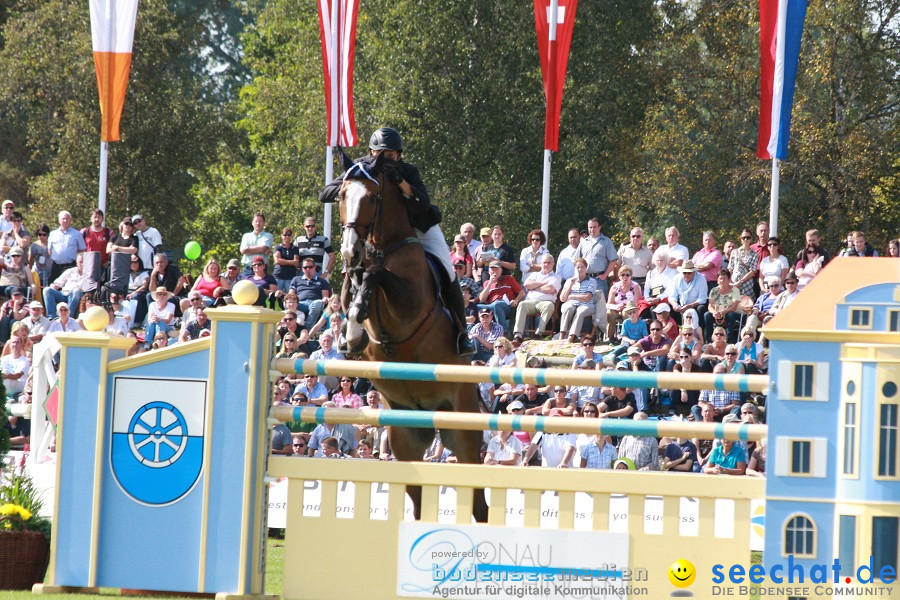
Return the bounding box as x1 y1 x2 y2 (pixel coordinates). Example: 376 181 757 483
335 151 488 523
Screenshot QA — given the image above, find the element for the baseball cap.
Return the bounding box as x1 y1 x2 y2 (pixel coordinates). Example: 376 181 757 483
226 258 240 268
453 259 465 267
615 360 630 370
478 307 493 316
453 234 466 243
1 200 14 208
28 301 42 309
627 346 641 356
653 303 671 314
7 247 23 257
131 214 143 222
9 287 23 296
506 400 525 412
488 260 502 268
480 227 491 237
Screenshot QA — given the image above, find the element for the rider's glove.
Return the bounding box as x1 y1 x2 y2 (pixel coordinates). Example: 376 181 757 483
386 167 404 187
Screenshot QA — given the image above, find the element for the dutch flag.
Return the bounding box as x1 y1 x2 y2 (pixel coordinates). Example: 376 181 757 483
757 0 809 160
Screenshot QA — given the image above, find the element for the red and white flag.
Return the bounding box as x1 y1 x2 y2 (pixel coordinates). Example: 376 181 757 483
318 0 360 147
534 0 578 152
89 0 139 142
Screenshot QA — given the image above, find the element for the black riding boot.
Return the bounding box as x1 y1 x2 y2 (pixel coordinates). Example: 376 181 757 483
445 280 476 357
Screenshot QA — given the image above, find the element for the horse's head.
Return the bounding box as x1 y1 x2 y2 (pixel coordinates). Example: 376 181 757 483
338 152 387 269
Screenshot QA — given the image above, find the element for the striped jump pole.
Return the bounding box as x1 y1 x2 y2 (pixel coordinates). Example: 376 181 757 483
272 358 769 393
270 406 767 442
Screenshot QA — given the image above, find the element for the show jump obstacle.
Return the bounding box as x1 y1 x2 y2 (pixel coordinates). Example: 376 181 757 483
32 258 900 600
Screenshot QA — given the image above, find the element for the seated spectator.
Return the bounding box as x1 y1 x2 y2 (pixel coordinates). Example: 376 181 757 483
523 409 576 468
704 269 741 343
669 260 707 334
542 385 576 416
605 265 643 344
698 326 729 372
570 359 601 409
180 291 204 333
270 421 294 456
275 333 303 359
454 260 481 298
487 336 516 368
289 258 332 326
693 401 716 466
631 319 671 372
768 272 800 318
616 412 659 470
188 259 231 309
2 321 31 357
356 439 375 459
704 434 747 475
277 311 310 351
450 235 474 279
145 287 176 344
123 255 150 326
295 374 329 405
661 431 698 473
746 438 766 477
179 306 211 342
666 347 701 417
244 256 278 306
886 239 899 258
151 331 170 350
21 301 50 344
519 229 550 283
101 303 129 336
292 433 310 456
746 275 782 330
512 254 560 342
722 344 745 375
664 325 702 371
46 303 82 334
578 406 616 469
0 247 34 299
598 386 636 419
307 295 343 338
469 307 503 362
603 301 648 363
736 327 765 374
43 253 86 318
310 331 343 362
515 383 549 415
558 258 597 343
652 302 679 341
477 260 524 336
1 334 30 398
307 403 359 456
4 413 30 448
332 377 363 408
691 364 741 422
0 288 28 343
483 429 523 466
461 282 478 324
571 335 599 369
640 248 676 319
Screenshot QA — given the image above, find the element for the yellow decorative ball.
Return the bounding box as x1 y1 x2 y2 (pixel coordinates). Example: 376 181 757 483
231 279 259 306
81 305 109 332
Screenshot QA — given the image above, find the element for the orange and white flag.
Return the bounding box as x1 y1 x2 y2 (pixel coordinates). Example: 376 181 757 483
89 0 139 142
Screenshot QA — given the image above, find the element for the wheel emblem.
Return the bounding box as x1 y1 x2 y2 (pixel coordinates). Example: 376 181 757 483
127 401 188 468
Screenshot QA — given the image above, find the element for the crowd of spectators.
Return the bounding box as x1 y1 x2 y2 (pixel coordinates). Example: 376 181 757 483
2 199 894 472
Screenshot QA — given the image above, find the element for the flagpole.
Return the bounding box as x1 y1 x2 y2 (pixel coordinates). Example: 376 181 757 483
323 0 340 250
769 158 780 237
98 142 108 218
540 0 559 243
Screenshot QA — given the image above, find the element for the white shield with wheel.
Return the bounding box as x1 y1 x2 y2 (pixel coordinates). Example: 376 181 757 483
110 377 207 506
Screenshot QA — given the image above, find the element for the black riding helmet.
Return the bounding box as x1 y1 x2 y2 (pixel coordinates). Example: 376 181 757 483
369 127 403 152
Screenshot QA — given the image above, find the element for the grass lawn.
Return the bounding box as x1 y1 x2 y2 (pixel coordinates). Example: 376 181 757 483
0 538 285 600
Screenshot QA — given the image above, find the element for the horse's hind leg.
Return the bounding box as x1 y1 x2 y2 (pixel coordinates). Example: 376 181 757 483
388 425 435 520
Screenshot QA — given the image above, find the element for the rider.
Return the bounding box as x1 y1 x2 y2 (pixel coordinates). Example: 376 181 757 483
319 127 475 356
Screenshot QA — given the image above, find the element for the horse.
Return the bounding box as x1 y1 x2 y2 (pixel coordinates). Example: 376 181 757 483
335 151 488 523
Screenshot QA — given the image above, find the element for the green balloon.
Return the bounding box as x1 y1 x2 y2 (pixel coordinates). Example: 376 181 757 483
184 240 201 260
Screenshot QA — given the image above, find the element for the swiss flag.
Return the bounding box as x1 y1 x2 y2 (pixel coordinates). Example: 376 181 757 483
534 0 578 152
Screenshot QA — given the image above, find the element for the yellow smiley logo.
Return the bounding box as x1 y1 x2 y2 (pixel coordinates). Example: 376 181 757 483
667 558 696 588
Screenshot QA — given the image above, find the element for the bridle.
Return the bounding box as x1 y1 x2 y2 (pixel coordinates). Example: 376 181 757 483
340 163 385 263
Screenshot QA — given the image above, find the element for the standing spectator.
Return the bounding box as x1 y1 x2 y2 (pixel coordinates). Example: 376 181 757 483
512 254 560 342
43 253 86 318
839 231 879 257
477 261 524 336
289 257 332 326
472 227 493 282
475 225 517 285
123 256 150 326
556 228 581 281
795 244 825 289
29 223 52 287
574 218 619 341
519 229 549 283
663 226 690 269
239 211 274 275
107 217 139 269
750 221 770 262
132 214 163 271
721 239 736 265
273 228 301 293
793 229 832 266
295 216 335 277
618 227 652 288
758 237 789 290
47 210 86 282
646 236 660 256
558 258 598 343
692 231 723 292
2 211 31 261
0 200 15 234
886 239 898 258
729 229 760 298
81 208 113 267
458 223 480 260
449 234 474 278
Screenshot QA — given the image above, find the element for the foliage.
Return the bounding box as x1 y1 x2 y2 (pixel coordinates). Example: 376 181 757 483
0 465 51 542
